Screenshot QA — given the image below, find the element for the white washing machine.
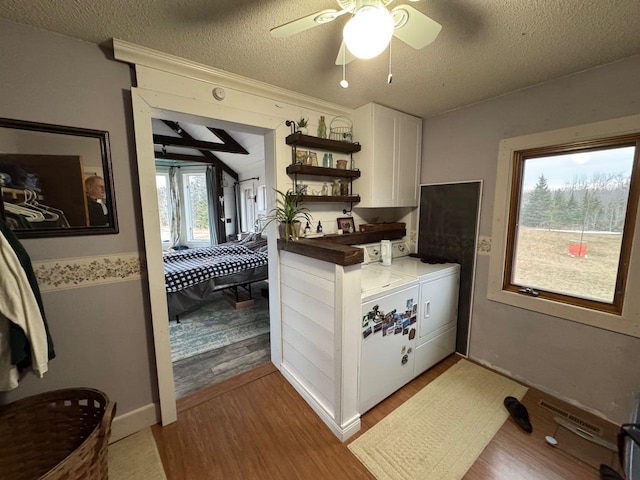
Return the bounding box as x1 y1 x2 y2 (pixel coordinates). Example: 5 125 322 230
358 246 419 413
360 241 460 386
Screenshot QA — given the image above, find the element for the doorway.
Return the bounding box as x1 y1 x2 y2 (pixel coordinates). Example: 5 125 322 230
130 87 284 425
149 113 271 400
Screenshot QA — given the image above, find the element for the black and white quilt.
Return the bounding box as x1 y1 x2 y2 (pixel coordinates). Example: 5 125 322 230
163 245 268 293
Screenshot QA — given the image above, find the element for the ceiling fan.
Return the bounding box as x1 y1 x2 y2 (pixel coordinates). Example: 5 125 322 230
270 0 442 66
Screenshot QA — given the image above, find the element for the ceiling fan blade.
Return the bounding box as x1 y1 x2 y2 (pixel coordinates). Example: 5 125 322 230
391 5 442 50
270 9 345 38
335 41 356 66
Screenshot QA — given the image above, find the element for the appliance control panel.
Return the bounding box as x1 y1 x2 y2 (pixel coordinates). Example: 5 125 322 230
358 240 410 264
392 241 410 259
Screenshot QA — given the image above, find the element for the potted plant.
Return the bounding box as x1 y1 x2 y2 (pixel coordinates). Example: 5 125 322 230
262 189 312 241
297 117 308 135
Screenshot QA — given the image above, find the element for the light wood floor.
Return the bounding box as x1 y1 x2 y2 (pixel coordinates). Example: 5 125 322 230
153 354 619 479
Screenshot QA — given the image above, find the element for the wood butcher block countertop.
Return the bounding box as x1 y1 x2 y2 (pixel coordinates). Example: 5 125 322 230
277 228 406 266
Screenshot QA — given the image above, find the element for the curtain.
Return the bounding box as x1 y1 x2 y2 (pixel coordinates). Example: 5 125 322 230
205 165 219 245
169 167 183 247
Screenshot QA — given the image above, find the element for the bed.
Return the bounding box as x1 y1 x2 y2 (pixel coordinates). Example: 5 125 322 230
163 233 268 320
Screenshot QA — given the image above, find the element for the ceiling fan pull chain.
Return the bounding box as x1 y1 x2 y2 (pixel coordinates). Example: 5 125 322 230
388 38 393 84
340 44 349 88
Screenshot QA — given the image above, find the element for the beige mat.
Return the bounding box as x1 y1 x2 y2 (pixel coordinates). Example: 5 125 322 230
108 427 167 480
349 359 528 480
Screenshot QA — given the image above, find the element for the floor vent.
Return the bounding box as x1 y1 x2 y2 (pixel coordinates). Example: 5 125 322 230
538 400 602 435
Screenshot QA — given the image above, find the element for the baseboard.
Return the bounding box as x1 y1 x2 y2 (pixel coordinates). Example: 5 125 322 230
110 402 160 443
280 364 361 442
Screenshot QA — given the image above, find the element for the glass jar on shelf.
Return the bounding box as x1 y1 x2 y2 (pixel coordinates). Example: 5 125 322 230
331 179 341 196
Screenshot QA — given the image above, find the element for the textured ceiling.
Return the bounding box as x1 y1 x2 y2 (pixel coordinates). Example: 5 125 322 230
1 0 640 118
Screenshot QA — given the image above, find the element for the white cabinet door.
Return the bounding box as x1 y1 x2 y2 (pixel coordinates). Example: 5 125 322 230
396 113 422 207
352 103 421 207
359 284 419 413
418 273 459 341
371 103 396 206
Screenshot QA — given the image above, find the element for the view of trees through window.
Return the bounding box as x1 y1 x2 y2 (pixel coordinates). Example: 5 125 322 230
185 173 211 242
156 174 171 243
512 145 635 303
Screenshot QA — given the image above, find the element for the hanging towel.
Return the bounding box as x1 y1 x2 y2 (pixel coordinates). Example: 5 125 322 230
0 220 55 368
0 229 49 390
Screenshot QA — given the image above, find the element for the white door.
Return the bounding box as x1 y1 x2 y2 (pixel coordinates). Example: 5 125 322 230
396 113 422 207
359 284 419 413
418 273 460 340
371 103 397 206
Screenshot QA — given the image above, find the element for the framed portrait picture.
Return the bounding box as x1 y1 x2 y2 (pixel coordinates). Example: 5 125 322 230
337 217 355 233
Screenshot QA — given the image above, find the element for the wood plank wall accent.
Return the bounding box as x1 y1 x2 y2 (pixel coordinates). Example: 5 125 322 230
278 251 362 440
280 252 338 416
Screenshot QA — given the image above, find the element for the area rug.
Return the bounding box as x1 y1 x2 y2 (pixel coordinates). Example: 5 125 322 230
169 281 270 362
108 428 167 480
348 359 528 480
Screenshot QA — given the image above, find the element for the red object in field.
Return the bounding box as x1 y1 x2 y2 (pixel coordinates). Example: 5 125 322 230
569 241 588 257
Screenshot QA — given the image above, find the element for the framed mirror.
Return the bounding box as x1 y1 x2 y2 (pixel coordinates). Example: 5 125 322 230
0 118 118 238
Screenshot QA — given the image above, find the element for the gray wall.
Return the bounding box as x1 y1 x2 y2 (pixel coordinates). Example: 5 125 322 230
421 54 640 424
0 19 157 414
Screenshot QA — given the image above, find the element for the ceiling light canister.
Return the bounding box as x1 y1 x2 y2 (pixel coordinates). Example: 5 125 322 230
343 5 394 60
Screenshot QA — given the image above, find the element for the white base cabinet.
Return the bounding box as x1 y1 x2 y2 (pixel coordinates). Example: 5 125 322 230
351 103 422 207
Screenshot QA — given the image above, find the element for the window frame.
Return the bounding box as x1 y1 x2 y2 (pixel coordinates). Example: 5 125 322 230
503 135 640 315
180 166 212 247
488 114 640 338
155 168 172 248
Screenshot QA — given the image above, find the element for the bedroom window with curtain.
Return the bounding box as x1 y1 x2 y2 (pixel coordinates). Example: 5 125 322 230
155 172 171 244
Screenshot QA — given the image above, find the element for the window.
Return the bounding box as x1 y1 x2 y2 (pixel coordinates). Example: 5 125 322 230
183 172 211 243
488 115 640 336
155 172 171 244
505 136 639 314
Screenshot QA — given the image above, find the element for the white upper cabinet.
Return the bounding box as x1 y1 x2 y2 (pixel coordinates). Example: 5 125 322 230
352 103 422 207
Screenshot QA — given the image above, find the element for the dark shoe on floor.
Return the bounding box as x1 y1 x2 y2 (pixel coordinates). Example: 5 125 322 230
599 464 624 480
504 396 533 433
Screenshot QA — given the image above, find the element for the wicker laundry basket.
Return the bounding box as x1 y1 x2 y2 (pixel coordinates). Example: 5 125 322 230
0 388 116 480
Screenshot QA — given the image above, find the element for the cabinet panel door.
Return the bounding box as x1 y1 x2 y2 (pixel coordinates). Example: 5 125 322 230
396 113 422 207
371 104 397 206
419 273 459 339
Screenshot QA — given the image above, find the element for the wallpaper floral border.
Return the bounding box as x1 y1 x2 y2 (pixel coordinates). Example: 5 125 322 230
33 252 145 292
477 235 492 255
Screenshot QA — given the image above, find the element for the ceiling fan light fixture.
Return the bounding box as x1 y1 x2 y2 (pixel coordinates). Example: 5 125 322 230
343 5 394 60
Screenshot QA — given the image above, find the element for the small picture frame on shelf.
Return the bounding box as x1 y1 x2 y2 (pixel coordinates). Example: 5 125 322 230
337 217 356 234
308 151 318 166
295 150 309 165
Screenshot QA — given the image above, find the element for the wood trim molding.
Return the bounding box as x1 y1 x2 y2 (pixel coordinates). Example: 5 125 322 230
112 39 353 118
32 252 143 292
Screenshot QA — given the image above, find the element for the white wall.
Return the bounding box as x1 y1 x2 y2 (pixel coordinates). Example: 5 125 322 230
421 54 640 424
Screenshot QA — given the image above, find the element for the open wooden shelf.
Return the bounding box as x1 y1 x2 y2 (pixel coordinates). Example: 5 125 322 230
297 195 360 203
286 164 361 178
286 132 361 154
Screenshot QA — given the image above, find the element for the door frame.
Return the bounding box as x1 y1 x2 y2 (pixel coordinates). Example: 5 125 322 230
117 39 355 425
131 87 280 425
